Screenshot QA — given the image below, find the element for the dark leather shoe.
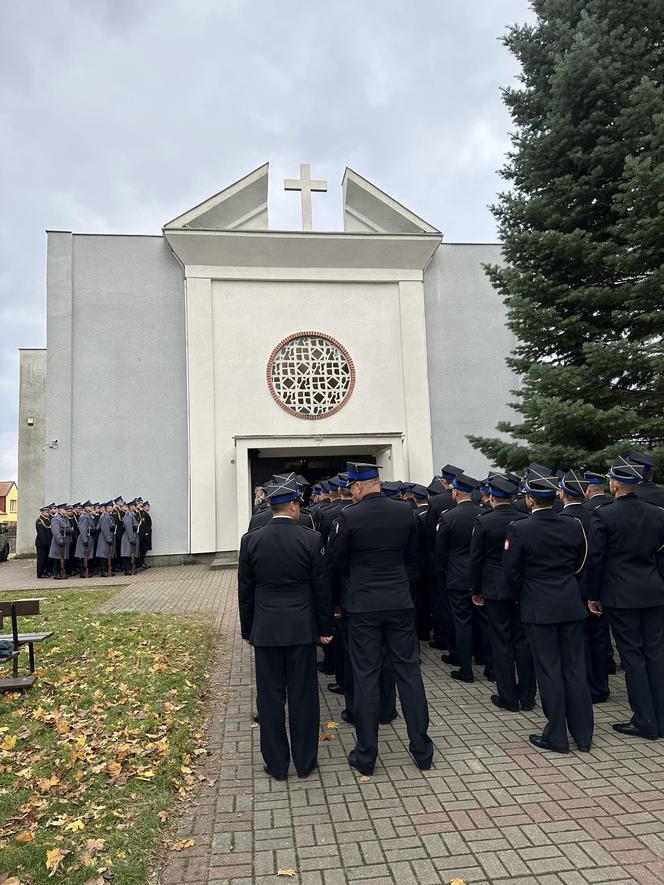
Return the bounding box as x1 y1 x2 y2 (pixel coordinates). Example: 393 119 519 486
613 722 658 740
253 714 260 724
298 764 318 778
591 693 610 704
441 654 460 665
428 640 446 650
348 750 374 776
484 667 496 682
408 749 433 770
327 683 344 694
380 711 399 725
520 701 536 711
491 694 519 712
451 670 474 683
529 734 569 753
577 744 591 752
341 710 355 725
263 765 287 781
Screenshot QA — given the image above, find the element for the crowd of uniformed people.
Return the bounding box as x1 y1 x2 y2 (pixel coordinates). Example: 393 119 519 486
34 497 153 578
238 451 664 779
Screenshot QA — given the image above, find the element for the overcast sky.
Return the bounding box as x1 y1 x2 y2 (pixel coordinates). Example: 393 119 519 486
0 0 532 481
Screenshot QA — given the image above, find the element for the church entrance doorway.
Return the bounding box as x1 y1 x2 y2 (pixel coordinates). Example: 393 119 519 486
249 451 376 502
233 434 405 547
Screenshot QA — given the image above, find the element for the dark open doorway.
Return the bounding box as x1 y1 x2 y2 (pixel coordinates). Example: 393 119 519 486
248 451 376 497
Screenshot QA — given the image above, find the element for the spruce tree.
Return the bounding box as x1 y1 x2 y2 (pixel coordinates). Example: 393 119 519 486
469 0 664 474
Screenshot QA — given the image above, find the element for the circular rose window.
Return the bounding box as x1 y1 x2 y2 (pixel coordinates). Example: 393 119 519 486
267 332 355 419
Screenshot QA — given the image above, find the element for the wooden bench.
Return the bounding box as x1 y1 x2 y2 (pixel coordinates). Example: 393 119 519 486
0 599 53 690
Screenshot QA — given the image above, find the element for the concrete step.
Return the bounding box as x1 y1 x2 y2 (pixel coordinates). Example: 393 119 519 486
210 552 239 571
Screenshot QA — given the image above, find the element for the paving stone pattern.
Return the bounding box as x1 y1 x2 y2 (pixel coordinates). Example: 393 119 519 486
153 570 664 885
4 560 664 883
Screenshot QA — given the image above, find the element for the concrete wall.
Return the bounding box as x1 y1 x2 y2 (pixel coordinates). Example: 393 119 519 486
424 244 518 479
44 234 188 555
16 349 47 555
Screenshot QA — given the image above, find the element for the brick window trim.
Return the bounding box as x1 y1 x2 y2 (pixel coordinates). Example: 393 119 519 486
266 331 356 420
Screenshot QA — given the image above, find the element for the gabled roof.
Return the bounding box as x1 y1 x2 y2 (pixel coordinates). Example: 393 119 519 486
342 168 441 235
164 163 269 232
0 482 16 497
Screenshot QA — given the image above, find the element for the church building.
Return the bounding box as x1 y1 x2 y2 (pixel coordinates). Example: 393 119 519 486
17 164 517 559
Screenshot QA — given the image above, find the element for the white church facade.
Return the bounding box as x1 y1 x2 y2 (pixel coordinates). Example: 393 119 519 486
17 164 517 559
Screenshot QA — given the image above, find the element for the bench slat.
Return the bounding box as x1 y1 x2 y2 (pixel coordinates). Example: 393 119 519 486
0 632 54 644
0 600 42 617
0 675 36 690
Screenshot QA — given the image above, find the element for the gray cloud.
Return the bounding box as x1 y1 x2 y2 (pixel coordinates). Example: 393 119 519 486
0 0 532 479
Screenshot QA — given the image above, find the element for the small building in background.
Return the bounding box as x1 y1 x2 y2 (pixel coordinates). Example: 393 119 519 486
0 482 18 523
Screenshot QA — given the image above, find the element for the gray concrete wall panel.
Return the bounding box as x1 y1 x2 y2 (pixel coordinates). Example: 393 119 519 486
45 234 188 555
424 244 519 479
16 349 47 555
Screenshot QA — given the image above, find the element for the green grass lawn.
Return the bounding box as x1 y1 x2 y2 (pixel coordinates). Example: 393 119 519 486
0 589 215 884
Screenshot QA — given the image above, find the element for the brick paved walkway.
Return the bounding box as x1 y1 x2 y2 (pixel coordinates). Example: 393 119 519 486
5 560 664 883
154 571 664 885
0 559 226 620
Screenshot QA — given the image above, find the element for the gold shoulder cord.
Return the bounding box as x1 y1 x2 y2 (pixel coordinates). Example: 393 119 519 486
575 522 589 574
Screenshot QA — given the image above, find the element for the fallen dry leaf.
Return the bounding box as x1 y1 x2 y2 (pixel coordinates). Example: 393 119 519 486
83 877 106 885
38 776 60 793
319 732 337 742
15 830 35 844
46 846 69 877
0 736 17 752
0 877 22 885
326 721 338 730
359 775 371 782
449 880 466 885
158 811 168 823
169 838 195 851
64 819 85 832
277 870 297 879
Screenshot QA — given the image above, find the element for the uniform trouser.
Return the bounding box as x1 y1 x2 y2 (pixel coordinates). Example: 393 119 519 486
333 620 346 689
36 545 50 577
484 599 535 708
524 620 593 749
50 551 68 576
415 576 433 639
473 606 494 669
584 614 611 701
254 643 319 777
449 587 474 677
114 534 123 567
349 610 432 771
431 571 455 650
340 614 396 722
606 606 664 737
